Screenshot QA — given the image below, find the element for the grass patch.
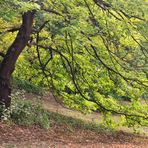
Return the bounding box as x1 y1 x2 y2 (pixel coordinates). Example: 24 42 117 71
48 111 114 133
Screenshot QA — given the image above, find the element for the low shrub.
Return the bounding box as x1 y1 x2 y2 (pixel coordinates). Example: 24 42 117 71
0 91 50 129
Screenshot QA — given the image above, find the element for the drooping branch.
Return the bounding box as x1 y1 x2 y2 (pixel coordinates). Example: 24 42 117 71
34 43 148 119
92 0 146 21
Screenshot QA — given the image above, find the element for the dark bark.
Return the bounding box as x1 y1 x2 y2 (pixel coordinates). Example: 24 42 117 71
0 11 35 107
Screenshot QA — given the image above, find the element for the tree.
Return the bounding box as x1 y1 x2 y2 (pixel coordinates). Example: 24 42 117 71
0 0 147 127
0 0 36 107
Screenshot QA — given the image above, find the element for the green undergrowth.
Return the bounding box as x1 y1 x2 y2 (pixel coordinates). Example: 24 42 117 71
12 77 44 95
0 92 50 129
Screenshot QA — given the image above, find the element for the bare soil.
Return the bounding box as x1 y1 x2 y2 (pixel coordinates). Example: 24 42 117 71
0 122 148 148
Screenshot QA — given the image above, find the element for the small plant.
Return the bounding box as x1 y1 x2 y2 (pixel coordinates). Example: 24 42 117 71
0 104 4 119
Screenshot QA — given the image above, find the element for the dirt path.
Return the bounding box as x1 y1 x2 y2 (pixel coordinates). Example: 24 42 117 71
26 92 102 123
0 123 148 148
1 142 147 148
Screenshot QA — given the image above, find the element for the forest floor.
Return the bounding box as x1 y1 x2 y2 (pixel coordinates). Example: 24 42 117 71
0 92 148 148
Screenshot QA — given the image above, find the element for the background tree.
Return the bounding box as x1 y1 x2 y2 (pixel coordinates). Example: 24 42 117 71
0 0 147 127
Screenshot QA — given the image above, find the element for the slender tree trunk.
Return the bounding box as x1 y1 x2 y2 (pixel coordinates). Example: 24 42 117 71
0 11 35 107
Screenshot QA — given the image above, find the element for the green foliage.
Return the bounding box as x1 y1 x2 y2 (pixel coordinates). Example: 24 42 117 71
101 112 119 130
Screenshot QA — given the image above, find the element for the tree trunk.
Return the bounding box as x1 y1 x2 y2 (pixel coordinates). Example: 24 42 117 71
0 11 35 107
